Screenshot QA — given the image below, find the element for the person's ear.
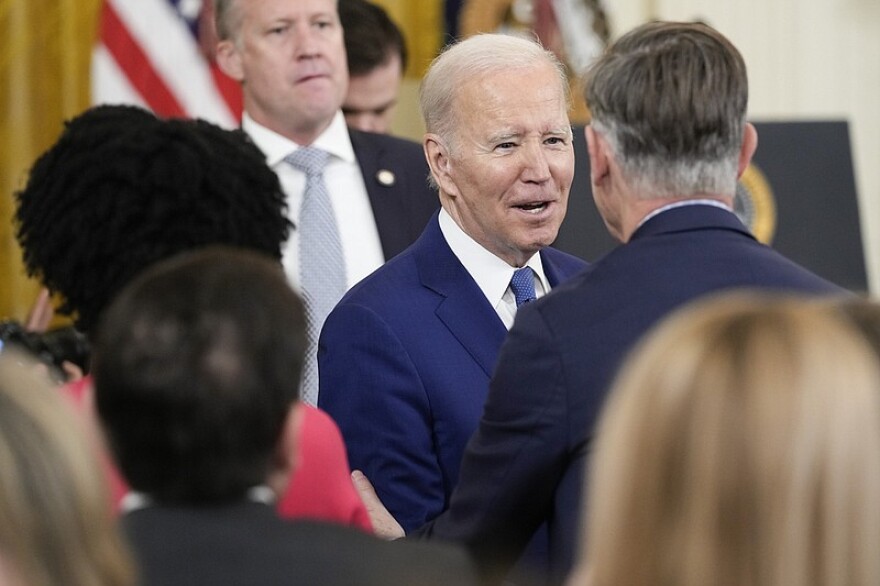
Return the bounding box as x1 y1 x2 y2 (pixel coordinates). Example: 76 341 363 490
267 403 304 499
737 122 758 179
216 39 245 82
424 134 459 197
586 125 610 186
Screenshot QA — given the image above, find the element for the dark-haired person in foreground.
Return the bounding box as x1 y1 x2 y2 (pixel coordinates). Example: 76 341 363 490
93 247 477 586
14 104 370 530
356 21 845 585
339 0 407 133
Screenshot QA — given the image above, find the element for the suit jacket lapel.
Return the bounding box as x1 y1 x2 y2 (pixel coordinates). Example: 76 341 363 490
540 249 568 288
414 216 507 378
350 129 416 259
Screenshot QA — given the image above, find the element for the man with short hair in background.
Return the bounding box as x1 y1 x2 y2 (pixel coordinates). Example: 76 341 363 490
339 0 407 134
214 0 437 404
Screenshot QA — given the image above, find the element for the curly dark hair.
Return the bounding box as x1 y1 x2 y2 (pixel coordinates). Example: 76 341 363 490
15 105 290 334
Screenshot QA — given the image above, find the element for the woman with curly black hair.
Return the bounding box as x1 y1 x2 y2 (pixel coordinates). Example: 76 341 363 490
13 104 373 534
15 104 289 335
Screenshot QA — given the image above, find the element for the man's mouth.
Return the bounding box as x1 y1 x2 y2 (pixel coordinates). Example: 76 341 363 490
514 201 550 214
297 73 328 84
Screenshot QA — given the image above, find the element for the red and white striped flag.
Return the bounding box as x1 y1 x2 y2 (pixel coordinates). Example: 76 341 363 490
91 0 242 127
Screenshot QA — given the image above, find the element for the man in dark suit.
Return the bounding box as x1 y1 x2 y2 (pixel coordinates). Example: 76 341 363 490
214 0 437 404
92 247 477 586
318 33 586 540
356 21 845 585
339 0 407 134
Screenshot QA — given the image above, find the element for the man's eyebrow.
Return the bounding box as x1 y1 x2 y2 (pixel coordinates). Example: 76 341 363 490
487 130 523 143
545 126 573 137
342 97 398 115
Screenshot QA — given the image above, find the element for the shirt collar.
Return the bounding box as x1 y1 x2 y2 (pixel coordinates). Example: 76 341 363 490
119 485 276 514
637 198 734 229
242 111 356 166
438 209 549 308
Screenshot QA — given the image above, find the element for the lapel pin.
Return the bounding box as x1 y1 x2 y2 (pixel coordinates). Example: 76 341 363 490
376 169 396 187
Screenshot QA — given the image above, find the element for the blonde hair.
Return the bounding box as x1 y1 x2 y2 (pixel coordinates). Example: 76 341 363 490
574 293 880 586
0 353 134 586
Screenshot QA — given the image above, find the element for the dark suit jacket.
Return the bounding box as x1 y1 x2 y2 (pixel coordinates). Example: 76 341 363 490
415 205 845 585
348 129 438 260
123 501 477 586
318 213 587 532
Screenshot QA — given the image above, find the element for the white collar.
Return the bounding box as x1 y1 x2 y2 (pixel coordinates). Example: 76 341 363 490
438 209 548 309
637 198 733 229
242 111 356 166
120 485 276 513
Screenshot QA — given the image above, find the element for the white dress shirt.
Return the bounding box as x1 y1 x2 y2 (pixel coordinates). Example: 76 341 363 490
243 111 385 292
438 209 549 330
120 485 275 513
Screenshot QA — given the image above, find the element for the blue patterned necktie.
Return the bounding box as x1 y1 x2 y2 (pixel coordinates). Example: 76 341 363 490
285 147 346 405
510 267 537 307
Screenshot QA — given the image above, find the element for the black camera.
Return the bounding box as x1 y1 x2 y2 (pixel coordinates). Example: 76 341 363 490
0 320 90 377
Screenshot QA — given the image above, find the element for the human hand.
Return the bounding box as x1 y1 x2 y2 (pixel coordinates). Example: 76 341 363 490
351 469 405 540
61 360 84 383
25 288 54 332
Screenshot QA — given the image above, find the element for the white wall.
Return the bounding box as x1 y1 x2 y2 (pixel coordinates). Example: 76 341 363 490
606 0 880 293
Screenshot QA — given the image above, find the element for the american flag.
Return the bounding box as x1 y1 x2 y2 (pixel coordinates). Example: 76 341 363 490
91 0 242 126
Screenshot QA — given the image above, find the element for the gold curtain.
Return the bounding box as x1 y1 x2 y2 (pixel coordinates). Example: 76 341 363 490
0 0 100 321
371 0 443 78
0 0 442 320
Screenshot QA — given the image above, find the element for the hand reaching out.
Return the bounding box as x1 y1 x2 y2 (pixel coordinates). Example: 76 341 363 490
351 470 405 540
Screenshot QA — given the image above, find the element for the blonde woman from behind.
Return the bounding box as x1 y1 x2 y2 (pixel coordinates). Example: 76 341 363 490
0 352 134 586
570 293 880 586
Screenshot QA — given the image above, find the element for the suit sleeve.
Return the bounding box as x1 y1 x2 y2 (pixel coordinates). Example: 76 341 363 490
413 303 571 583
318 302 447 532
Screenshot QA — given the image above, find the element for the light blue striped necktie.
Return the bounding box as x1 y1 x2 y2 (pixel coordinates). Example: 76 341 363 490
510 267 537 308
286 147 346 405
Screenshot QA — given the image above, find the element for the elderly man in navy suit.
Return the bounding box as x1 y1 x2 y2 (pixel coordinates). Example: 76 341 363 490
215 0 437 404
317 32 586 554
357 21 845 586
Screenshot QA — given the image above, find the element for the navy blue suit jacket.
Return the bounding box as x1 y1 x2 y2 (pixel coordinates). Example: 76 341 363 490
349 129 438 260
318 213 587 531
416 205 845 584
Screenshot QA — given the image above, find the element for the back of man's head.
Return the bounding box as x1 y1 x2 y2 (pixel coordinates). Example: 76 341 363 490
584 21 748 198
93 246 306 506
340 0 407 76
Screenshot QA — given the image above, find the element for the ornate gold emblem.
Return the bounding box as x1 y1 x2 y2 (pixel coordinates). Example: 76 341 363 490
735 164 776 244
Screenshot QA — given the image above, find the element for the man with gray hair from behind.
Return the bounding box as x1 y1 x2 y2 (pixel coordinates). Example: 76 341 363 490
354 21 844 586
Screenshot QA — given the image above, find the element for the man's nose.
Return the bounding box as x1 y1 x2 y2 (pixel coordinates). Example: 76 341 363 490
293 24 320 57
346 113 382 134
521 143 552 182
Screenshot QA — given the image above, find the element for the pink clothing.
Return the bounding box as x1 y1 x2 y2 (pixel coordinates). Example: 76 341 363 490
278 405 371 530
62 377 371 532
